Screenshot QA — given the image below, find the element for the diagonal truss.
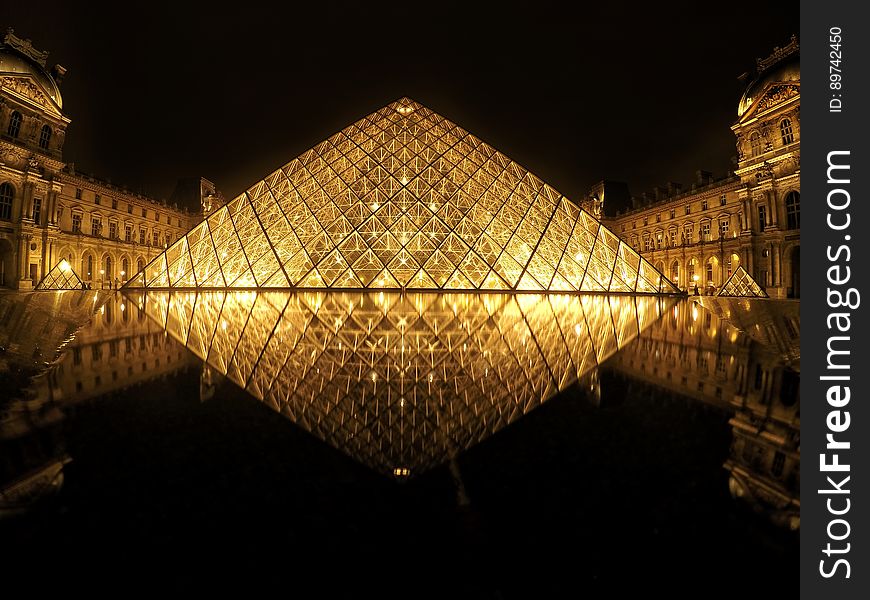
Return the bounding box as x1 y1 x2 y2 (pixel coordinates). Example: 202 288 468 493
127 98 678 294
717 266 767 298
36 259 85 290
131 290 676 476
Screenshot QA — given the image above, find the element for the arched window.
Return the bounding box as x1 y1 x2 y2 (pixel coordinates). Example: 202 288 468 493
670 260 680 284
7 111 22 138
82 254 94 280
105 256 113 279
122 257 129 280
137 257 145 273
0 182 13 221
780 119 794 145
749 131 762 157
39 125 52 150
785 191 800 230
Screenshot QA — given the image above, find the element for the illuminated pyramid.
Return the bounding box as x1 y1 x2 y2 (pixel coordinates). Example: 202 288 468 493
717 266 767 297
127 98 678 293
35 259 85 290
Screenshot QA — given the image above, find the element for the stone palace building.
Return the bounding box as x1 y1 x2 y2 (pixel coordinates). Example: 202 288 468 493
0 29 215 290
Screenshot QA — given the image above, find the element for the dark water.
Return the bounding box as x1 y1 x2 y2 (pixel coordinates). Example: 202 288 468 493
0 291 799 596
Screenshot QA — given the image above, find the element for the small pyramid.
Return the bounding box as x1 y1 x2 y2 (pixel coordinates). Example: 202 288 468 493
36 259 85 290
717 266 768 297
127 98 678 294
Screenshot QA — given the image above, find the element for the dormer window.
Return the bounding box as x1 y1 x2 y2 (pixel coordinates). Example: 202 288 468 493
7 111 22 138
39 125 52 149
780 118 794 145
750 131 762 157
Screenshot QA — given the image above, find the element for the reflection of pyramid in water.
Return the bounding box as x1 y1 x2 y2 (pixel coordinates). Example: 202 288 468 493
36 260 85 290
717 266 767 297
133 290 675 476
127 98 677 293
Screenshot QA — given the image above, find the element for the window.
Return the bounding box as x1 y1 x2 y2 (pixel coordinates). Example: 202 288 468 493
670 209 675 219
152 231 159 246
92 344 102 363
750 131 762 157
86 255 93 278
669 229 677 247
720 194 727 206
772 452 786 477
112 198 118 210
7 111 22 138
165 233 171 246
156 213 161 223
75 188 82 200
91 217 102 236
139 228 146 244
706 262 713 283
758 205 766 232
0 182 13 220
127 203 133 214
780 119 794 145
137 258 145 272
125 224 133 242
39 125 52 150
719 218 729 237
656 232 663 249
109 222 118 239
701 221 711 241
643 217 648 226
701 199 708 211
644 236 652 252
655 214 661 222
685 205 691 215
142 208 147 218
32 197 42 224
72 213 82 233
122 258 129 278
95 194 101 205
683 223 693 244
631 234 638 248
785 191 800 229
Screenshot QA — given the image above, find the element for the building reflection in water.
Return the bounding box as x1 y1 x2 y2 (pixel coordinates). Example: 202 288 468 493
607 298 800 529
1 292 196 515
128 291 675 476
3 290 799 530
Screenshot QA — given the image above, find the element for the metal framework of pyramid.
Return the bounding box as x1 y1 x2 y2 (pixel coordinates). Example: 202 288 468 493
717 266 767 297
126 98 678 294
35 259 85 290
133 290 674 475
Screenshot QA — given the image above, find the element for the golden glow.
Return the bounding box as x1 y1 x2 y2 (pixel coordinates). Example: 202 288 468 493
35 259 86 290
138 290 675 475
718 266 768 298
128 98 676 294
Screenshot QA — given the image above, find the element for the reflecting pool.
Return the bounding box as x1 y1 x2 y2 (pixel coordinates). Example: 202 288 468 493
0 290 799 594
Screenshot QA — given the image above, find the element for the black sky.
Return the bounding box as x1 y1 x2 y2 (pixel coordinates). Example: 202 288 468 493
1 2 799 204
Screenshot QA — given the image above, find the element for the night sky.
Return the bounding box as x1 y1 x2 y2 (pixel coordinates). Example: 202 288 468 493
1 3 799 205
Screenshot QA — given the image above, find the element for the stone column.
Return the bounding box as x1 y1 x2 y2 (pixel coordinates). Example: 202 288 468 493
22 181 34 220
769 192 778 228
773 244 781 286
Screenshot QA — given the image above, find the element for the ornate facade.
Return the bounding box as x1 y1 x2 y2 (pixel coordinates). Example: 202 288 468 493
0 29 204 290
604 37 800 299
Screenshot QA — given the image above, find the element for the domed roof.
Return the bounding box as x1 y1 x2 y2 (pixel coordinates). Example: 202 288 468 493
737 45 800 118
0 37 63 109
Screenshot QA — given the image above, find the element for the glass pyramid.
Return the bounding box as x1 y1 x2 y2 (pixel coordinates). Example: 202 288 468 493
717 266 767 297
132 290 675 476
35 259 85 290
126 98 678 294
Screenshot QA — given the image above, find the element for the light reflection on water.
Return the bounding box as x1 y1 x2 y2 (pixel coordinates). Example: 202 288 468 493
1 290 799 529
131 291 676 475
